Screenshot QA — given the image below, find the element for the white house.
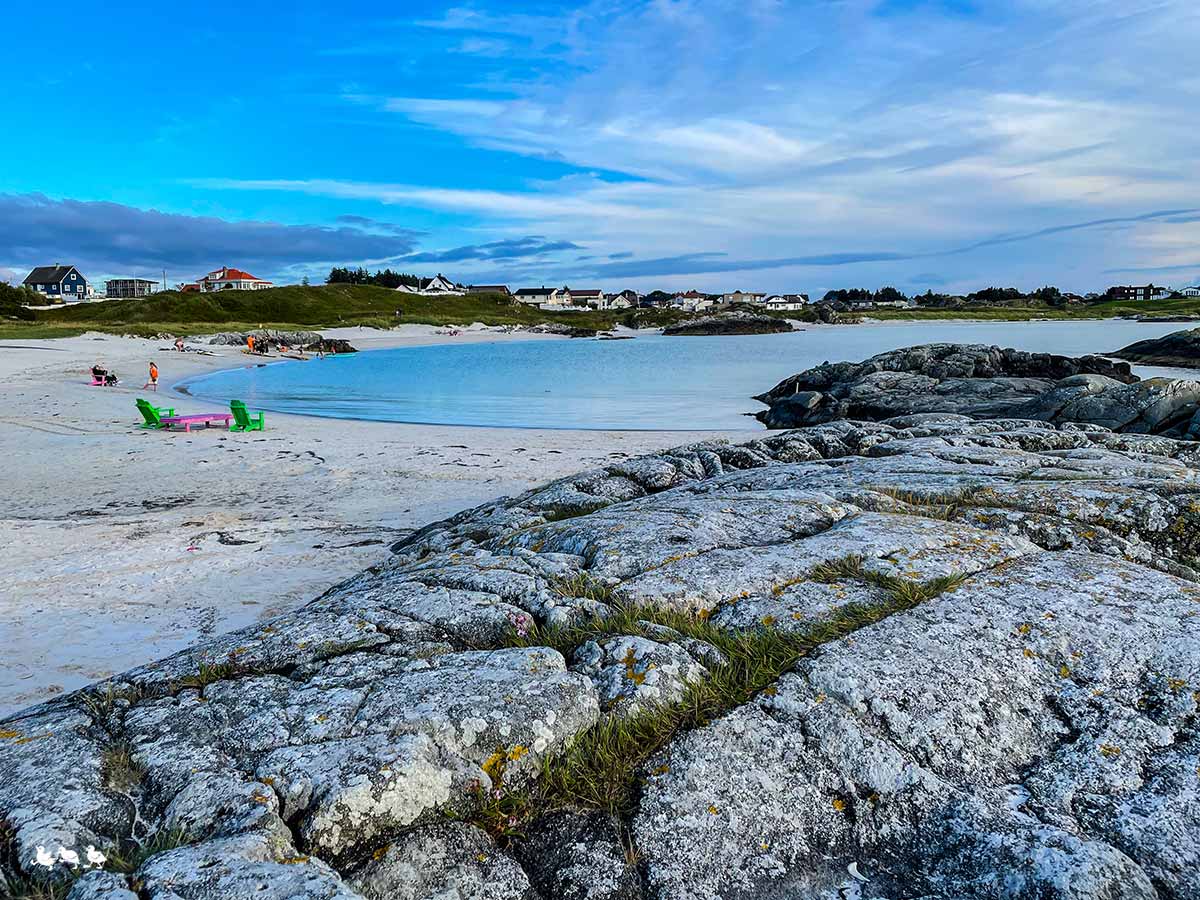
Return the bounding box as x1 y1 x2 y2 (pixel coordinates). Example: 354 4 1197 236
608 289 639 310
395 274 463 296
513 286 561 305
762 294 809 312
198 267 273 292
671 290 715 312
564 288 605 307
722 290 766 306
1183 286 1200 297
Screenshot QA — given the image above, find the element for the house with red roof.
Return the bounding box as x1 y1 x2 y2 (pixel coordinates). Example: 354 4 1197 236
198 267 274 292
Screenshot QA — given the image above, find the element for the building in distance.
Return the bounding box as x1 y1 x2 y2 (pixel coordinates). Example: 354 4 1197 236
105 277 159 299
1107 284 1170 302
198 267 274 292
395 274 463 296
22 265 90 303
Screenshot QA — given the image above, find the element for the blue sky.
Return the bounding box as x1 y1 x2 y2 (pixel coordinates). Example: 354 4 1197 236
2 0 1199 294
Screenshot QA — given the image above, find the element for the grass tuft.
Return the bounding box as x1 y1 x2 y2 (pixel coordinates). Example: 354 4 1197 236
101 743 145 794
173 662 238 690
473 557 970 841
547 572 615 605
102 827 191 875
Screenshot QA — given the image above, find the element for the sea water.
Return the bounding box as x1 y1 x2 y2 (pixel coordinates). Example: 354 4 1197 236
178 319 1192 430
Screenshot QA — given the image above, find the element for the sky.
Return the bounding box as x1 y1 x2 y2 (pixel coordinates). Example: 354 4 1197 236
2 0 1199 295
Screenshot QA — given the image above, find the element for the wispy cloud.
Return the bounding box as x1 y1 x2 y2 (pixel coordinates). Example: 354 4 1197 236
0 193 420 281
202 0 1200 292
402 235 581 263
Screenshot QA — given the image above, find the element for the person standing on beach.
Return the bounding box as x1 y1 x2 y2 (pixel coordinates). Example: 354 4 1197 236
247 335 255 354
143 361 159 392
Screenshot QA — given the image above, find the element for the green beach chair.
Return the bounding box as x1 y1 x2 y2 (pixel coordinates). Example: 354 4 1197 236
229 399 265 432
136 398 175 429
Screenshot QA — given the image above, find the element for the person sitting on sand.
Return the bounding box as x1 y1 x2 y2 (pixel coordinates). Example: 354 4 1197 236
103 370 118 386
143 361 159 392
91 363 106 383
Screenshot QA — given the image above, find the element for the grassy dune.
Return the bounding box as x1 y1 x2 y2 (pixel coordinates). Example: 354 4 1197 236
0 284 684 339
867 296 1200 321
2 283 1198 339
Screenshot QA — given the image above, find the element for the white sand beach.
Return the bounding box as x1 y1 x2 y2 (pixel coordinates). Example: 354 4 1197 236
0 326 749 716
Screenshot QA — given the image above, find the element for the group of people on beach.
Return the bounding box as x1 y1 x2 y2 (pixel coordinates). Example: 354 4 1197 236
245 334 325 359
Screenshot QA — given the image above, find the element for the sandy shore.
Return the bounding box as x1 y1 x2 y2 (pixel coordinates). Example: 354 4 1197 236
0 325 751 716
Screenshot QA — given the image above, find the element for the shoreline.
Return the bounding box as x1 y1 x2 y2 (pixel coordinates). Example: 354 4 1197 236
0 324 748 716
1 317 1194 716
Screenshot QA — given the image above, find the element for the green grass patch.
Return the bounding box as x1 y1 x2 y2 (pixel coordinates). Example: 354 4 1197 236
472 557 969 841
547 572 616 605
865 296 1200 322
0 284 689 340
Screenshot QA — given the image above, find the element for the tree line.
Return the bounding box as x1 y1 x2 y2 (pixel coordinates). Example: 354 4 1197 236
821 285 1074 306
326 267 422 289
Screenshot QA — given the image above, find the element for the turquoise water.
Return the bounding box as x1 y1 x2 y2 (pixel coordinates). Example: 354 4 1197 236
179 320 1190 431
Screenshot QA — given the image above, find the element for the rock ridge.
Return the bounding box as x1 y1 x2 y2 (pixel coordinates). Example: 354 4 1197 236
3 415 1200 898
753 342 1200 440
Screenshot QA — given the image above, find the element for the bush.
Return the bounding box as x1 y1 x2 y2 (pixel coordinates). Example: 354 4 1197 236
0 282 38 320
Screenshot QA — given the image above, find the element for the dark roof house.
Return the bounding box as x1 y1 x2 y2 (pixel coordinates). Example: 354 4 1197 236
22 265 89 302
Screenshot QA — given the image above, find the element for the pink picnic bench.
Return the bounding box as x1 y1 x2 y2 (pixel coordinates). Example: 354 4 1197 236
160 413 233 433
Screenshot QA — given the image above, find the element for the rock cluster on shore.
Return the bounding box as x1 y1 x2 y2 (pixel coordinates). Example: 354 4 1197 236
755 342 1200 438
1113 326 1200 369
3 410 1199 898
663 312 793 336
204 330 358 354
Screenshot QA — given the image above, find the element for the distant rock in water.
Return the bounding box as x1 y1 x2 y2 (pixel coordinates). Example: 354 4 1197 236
664 313 793 336
522 322 599 338
1131 314 1200 323
305 338 358 354
752 343 1200 438
1112 327 1200 369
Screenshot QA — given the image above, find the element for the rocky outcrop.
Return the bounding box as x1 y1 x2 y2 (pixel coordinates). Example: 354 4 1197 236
4 418 1200 898
521 323 599 338
752 343 1200 438
663 313 793 336
304 338 358 354
207 329 324 347
1112 326 1200 369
